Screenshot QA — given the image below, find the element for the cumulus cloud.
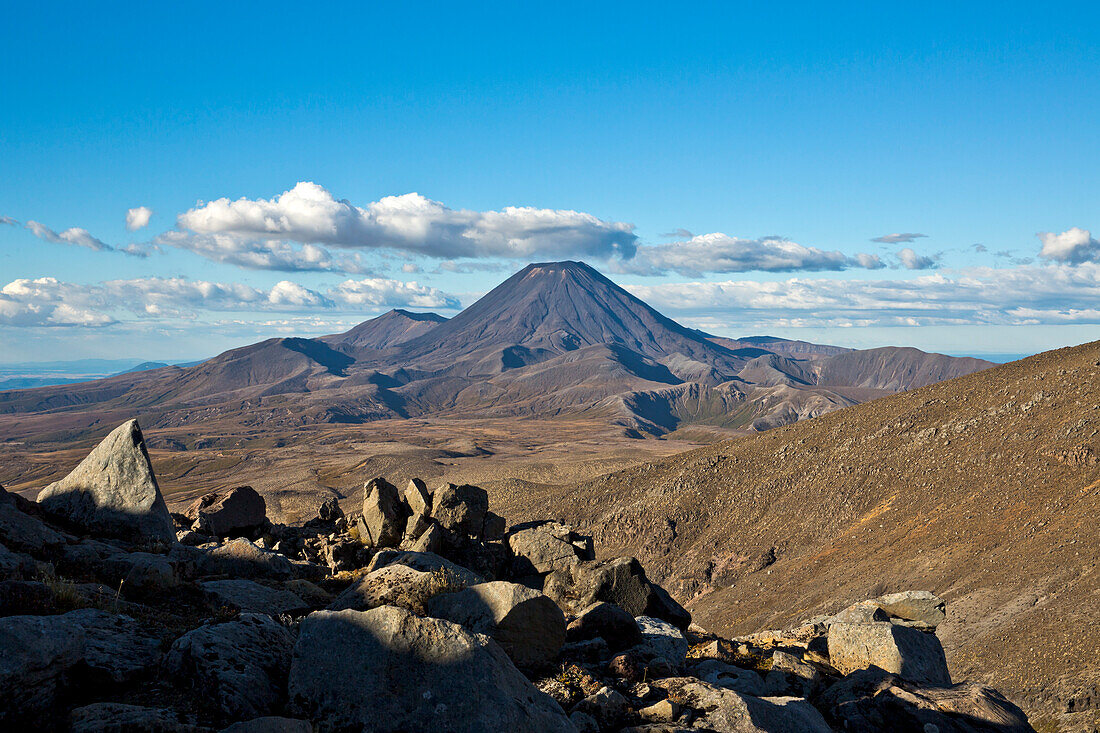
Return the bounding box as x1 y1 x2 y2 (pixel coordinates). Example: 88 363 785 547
25 221 111 252
627 263 1100 329
1038 227 1099 264
153 230 371 273
896 247 937 270
610 234 885 277
168 182 637 271
126 206 153 231
0 275 460 328
872 232 927 244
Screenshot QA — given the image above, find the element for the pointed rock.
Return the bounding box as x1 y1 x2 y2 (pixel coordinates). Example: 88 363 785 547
36 420 174 543
360 478 407 548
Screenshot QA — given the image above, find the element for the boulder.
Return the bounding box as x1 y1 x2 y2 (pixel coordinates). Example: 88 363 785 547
657 677 832 732
316 496 343 522
430 483 488 537
201 579 309 616
186 486 267 537
828 621 951 685
165 613 296 720
548 556 690 629
328 564 464 614
220 717 312 733
631 615 688 666
101 550 179 593
36 419 175 543
508 521 587 576
691 659 766 696
360 478 408 548
567 602 643 651
426 580 567 668
409 522 443 553
0 484 68 554
63 608 162 683
403 478 431 516
827 599 891 625
288 606 574 732
573 686 633 729
0 614 85 725
874 590 947 629
0 543 38 581
70 703 208 732
198 538 294 579
367 549 485 585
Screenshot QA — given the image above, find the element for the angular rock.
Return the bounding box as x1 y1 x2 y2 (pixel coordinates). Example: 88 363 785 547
367 549 485 585
186 486 267 537
508 521 587 576
288 606 574 732
283 578 332 606
101 550 179 593
549 556 691 629
426 580 566 668
691 659 766 696
828 621 951 685
165 613 296 720
828 599 891 625
573 686 632 729
0 614 85 726
316 496 343 522
875 590 947 629
402 512 433 542
198 538 294 580
360 478 408 548
0 484 68 555
430 483 488 537
567 601 643 652
409 521 443 553
69 703 208 733
328 564 463 614
202 579 309 616
63 608 162 683
483 511 507 540
658 677 832 732
631 615 689 666
36 419 175 543
403 478 431 516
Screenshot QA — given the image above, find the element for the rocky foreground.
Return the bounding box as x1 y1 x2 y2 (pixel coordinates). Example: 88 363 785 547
1 420 1033 732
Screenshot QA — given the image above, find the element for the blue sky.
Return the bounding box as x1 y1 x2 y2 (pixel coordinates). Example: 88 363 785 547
2 2 1098 361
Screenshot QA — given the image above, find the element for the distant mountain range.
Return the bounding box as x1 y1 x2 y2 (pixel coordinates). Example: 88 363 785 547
0 261 994 439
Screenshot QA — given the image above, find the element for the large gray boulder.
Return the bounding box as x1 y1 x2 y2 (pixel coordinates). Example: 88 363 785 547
288 606 575 732
430 483 488 537
403 478 431 517
0 614 85 726
359 478 408 548
631 615 688 666
185 486 267 538
658 677 832 732
63 608 162 683
36 420 175 543
367 549 485 585
426 580 566 669
508 521 588 576
547 556 691 630
165 613 296 720
328 563 465 614
827 621 951 685
874 590 947 629
197 538 294 579
566 602 642 652
0 484 69 555
201 579 309 616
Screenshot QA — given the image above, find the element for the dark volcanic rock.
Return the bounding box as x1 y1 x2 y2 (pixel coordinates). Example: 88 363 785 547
185 486 267 538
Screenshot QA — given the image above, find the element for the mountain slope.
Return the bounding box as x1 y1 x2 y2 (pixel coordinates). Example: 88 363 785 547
319 309 447 356
514 340 1100 724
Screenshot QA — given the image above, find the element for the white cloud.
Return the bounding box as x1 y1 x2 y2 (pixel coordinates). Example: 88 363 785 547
896 247 937 270
0 216 17 226
0 275 460 328
153 230 371 273
1038 227 1099 264
401 263 421 274
610 234 885 277
168 182 637 270
627 263 1100 329
872 232 927 244
25 221 111 252
126 206 153 231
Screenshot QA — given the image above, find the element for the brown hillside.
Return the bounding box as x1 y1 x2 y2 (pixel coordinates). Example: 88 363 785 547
500 340 1100 727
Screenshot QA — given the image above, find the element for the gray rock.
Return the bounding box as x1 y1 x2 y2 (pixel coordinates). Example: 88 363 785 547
165 612 296 719
0 614 85 725
574 686 632 729
63 608 162 683
402 512 433 542
409 521 443 553
403 478 431 516
567 601 642 651
367 549 485 585
508 521 586 576
548 556 690 630
186 486 267 537
658 677 831 732
827 599 891 625
328 564 459 614
288 606 574 732
426 580 566 668
201 579 309 616
483 511 507 541
0 579 53 614
198 538 294 579
569 710 600 733
70 703 209 732
691 659 766 696
219 717 311 733
430 483 488 537
0 484 68 554
630 615 688 666
360 477 408 548
101 550 179 592
827 621 951 685
875 590 947 629
0 542 37 581
316 496 342 522
36 419 175 543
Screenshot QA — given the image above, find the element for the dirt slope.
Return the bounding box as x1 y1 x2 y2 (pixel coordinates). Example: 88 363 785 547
510 340 1100 726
